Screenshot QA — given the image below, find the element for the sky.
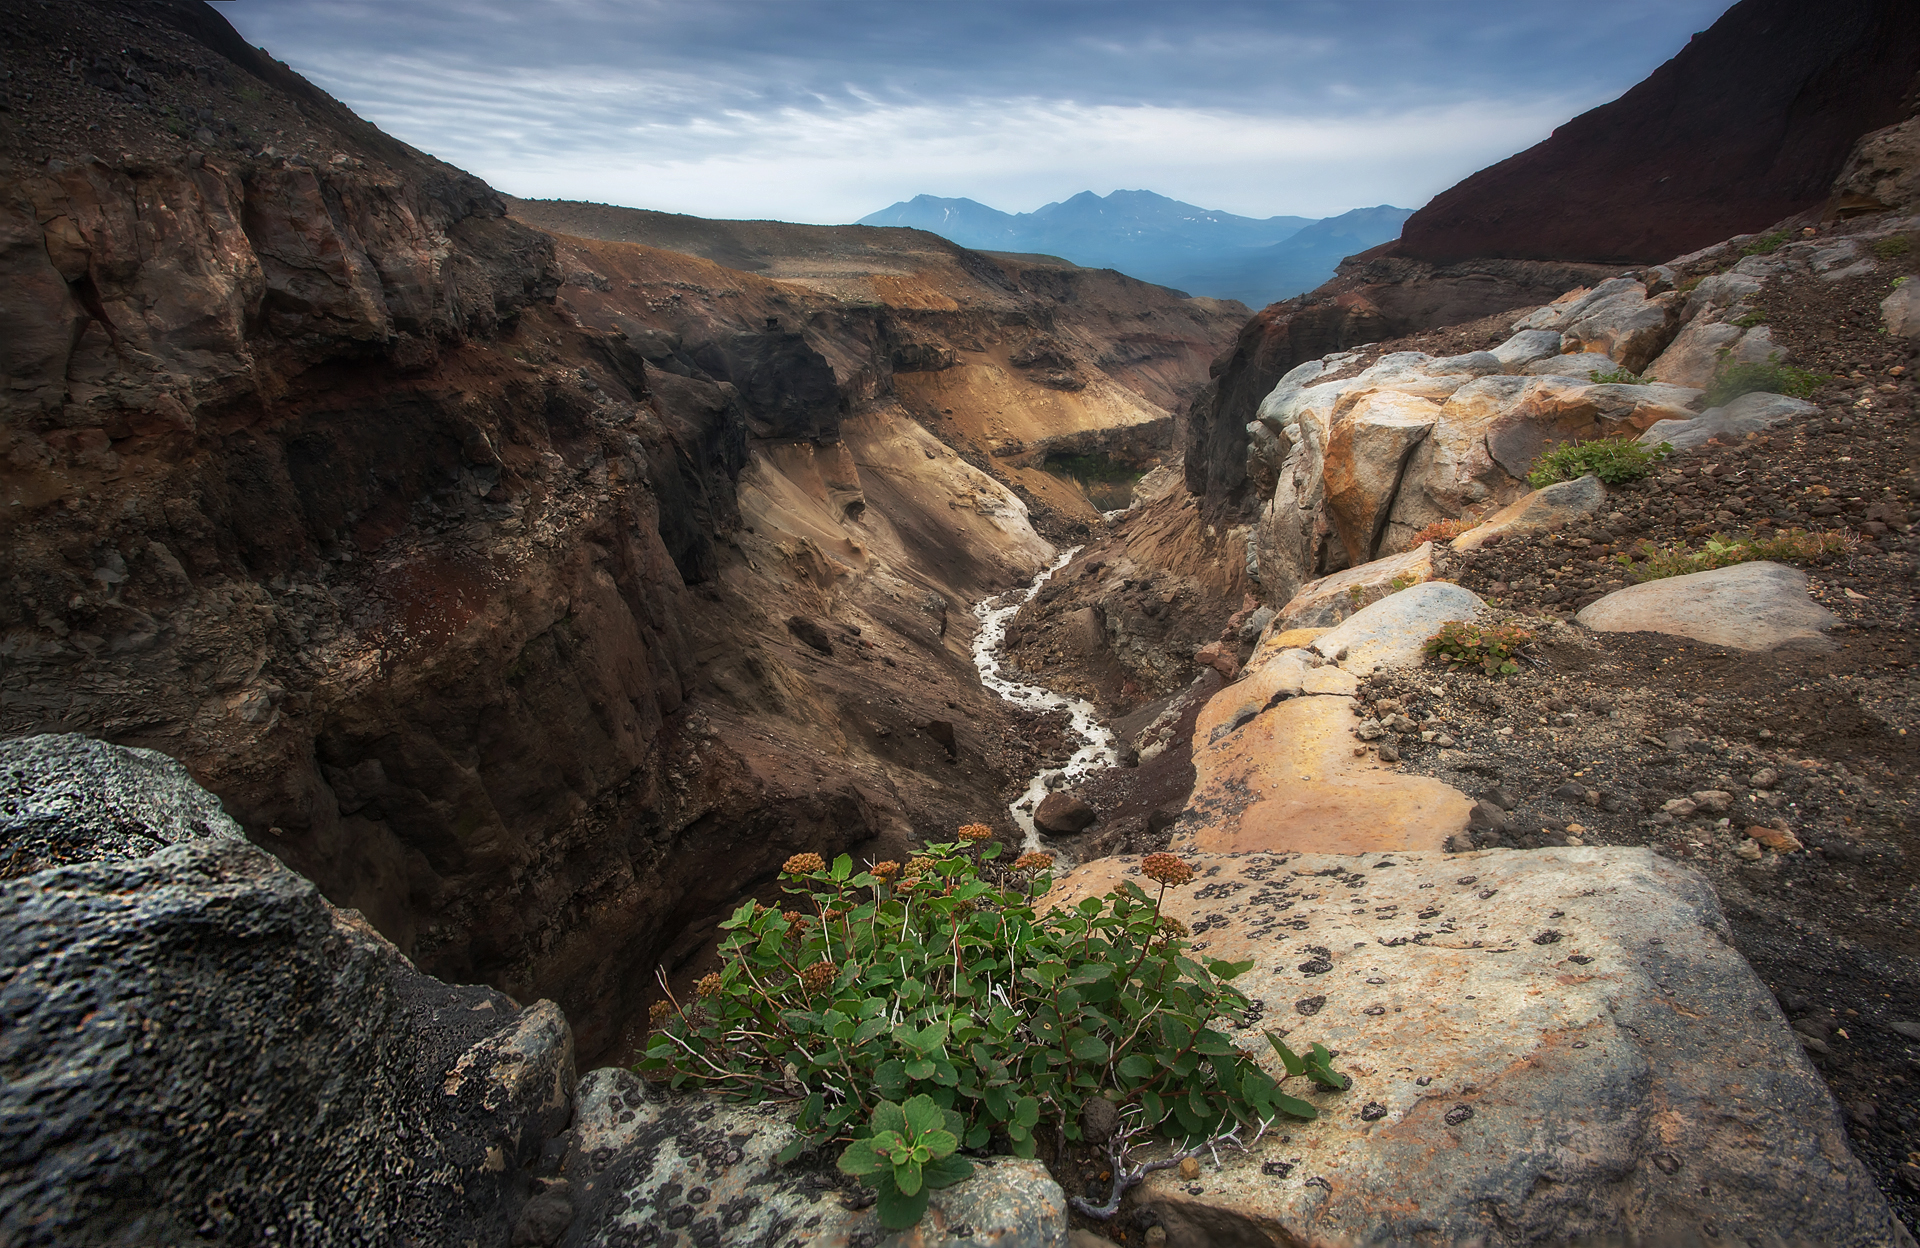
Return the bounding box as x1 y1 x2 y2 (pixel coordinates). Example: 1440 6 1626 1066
221 0 1738 225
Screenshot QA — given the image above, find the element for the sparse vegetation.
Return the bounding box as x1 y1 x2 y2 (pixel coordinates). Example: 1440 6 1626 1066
1740 230 1789 257
1702 353 1830 406
1620 529 1857 581
640 836 1343 1229
1411 517 1475 545
1423 620 1535 677
1527 435 1671 488
1590 366 1653 385
1731 310 1768 329
1870 235 1911 260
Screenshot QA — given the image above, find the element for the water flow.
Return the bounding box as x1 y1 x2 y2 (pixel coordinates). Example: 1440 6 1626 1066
970 547 1120 851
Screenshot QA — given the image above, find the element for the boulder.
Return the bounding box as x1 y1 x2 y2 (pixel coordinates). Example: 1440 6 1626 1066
1830 115 1920 216
1453 475 1606 551
1488 329 1563 372
0 735 572 1248
562 1068 1068 1248
1884 279 1920 338
1576 561 1837 652
1180 694 1470 856
1554 282 1682 372
1039 849 1909 1248
1035 791 1098 834
1322 390 1440 563
1193 641 1238 679
1276 543 1435 630
786 615 835 655
1310 581 1486 672
1646 317 1743 389
1638 390 1819 451
1522 352 1618 379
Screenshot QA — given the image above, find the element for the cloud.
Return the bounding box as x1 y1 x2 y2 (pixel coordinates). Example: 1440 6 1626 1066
224 0 1736 222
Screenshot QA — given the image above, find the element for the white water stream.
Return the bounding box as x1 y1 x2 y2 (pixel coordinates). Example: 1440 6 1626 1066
970 547 1121 851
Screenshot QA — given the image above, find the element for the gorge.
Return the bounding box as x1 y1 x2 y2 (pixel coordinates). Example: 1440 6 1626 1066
3 1 1919 1245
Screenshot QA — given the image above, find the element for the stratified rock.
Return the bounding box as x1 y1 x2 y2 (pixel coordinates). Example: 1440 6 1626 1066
0 736 573 1248
1522 351 1618 379
1035 791 1099 834
562 1069 1068 1247
1638 390 1819 451
1040 849 1909 1248
1310 581 1486 672
1277 543 1435 630
1576 561 1837 652
1453 475 1607 551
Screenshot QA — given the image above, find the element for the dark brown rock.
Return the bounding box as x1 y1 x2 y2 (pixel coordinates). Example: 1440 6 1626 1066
1035 791 1098 834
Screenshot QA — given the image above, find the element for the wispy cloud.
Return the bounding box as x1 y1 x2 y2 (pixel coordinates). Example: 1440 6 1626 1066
224 0 1735 222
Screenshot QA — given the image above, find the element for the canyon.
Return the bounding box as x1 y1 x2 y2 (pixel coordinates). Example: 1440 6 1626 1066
3 0 1919 1245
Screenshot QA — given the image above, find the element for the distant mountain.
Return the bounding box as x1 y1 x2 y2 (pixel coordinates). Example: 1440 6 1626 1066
856 190 1408 305
1171 205 1418 307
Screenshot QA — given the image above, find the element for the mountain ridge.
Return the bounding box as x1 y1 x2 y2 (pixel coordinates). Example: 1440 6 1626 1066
859 189 1409 305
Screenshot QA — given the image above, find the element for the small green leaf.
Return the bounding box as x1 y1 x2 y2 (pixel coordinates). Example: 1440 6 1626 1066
871 1099 908 1138
837 1137 886 1177
1117 1054 1155 1080
905 1058 936 1081
852 1016 888 1046
831 853 853 882
893 1159 924 1196
1266 1031 1306 1077
1272 1090 1319 1120
874 1181 931 1230
902 1094 945 1138
1069 1035 1108 1062
1013 1095 1040 1128
923 1153 974 1189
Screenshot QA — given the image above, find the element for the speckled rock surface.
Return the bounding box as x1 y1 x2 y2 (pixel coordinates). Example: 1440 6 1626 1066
0 735 574 1248
1042 849 1908 1248
0 732 242 870
561 1069 1067 1247
1308 581 1486 672
1276 544 1436 630
1451 474 1606 551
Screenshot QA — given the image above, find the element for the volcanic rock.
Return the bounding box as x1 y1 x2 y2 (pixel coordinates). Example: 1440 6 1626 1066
1453 475 1608 551
1035 791 1099 834
1575 561 1838 652
1309 582 1487 673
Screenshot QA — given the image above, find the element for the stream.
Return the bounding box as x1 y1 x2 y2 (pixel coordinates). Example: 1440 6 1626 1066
970 547 1121 852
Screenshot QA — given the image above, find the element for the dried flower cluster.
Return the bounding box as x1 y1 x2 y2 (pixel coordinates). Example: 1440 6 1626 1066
1013 852 1055 872
696 972 724 999
870 860 901 881
648 999 675 1026
957 823 993 843
783 852 827 875
799 960 837 992
1140 852 1195 886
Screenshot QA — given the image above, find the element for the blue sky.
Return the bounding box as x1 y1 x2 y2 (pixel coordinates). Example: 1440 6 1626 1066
222 0 1736 224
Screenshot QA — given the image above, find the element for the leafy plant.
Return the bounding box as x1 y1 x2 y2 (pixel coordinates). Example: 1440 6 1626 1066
1424 620 1535 676
1678 274 1705 294
1740 230 1789 257
837 1095 974 1229
1527 435 1671 488
1730 310 1768 329
1590 366 1652 385
1702 354 1830 407
1411 517 1474 545
638 838 1343 1228
1871 235 1912 260
1619 528 1857 581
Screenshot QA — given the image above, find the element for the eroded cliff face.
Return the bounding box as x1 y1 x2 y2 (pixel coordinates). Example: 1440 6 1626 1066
0 0 1243 1062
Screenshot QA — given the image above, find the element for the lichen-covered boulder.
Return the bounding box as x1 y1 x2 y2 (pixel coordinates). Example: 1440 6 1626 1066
0 735 574 1248
560 1069 1067 1247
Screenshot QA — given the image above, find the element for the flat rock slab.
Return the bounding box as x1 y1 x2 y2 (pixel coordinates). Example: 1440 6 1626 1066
1453 475 1605 551
562 1069 1067 1248
1639 390 1817 451
1310 581 1486 672
1277 543 1435 630
1180 693 1469 856
1576 560 1836 652
1042 849 1906 1248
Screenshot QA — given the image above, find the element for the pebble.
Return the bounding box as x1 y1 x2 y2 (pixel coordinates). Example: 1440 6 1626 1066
1178 1157 1201 1180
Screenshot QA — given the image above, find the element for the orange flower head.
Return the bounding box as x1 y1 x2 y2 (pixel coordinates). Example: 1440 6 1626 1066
1013 852 1055 872
871 860 901 881
799 960 837 992
957 823 993 843
696 972 724 999
1141 852 1195 886
783 852 827 875
648 1000 675 1026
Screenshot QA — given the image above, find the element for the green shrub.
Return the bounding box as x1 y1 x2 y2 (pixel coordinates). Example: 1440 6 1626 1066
1702 354 1830 407
1590 366 1652 385
1424 620 1535 677
837 1095 974 1228
1527 435 1671 488
1740 230 1789 257
1730 310 1768 329
1871 235 1912 260
640 836 1344 1228
1620 529 1856 581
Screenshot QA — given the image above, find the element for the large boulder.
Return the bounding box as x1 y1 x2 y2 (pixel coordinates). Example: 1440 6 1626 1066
1830 114 1920 216
1639 390 1819 451
1884 279 1920 338
1276 543 1435 630
1453 474 1607 551
1035 791 1099 834
1040 849 1910 1248
560 1069 1068 1248
1309 581 1486 673
0 736 575 1248
1576 561 1838 652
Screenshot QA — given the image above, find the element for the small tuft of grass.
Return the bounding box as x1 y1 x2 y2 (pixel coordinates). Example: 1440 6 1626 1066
1619 529 1856 582
1411 517 1474 545
1730 310 1768 329
1591 367 1652 385
1701 354 1830 407
1527 436 1671 489
1740 230 1789 257
1871 235 1911 260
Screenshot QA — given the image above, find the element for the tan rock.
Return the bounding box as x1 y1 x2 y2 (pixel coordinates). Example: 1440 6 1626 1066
1309 581 1485 673
1193 641 1238 679
1181 694 1470 855
1829 114 1920 215
1322 390 1440 565
1576 561 1836 652
1276 544 1435 630
1747 824 1804 853
1452 475 1606 551
1038 849 1903 1248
